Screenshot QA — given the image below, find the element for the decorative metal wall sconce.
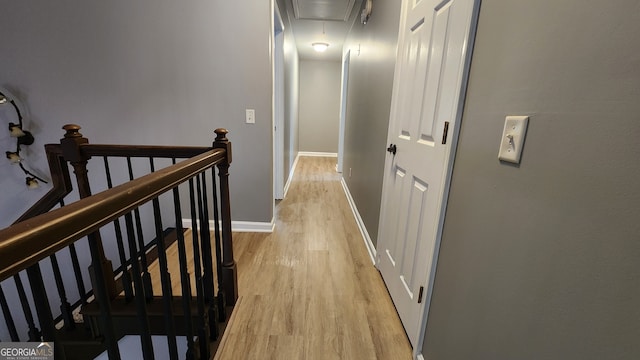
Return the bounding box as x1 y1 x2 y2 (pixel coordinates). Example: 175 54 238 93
361 0 373 24
1 90 48 188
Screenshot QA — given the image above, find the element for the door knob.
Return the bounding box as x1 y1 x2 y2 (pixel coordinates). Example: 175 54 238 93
387 144 397 155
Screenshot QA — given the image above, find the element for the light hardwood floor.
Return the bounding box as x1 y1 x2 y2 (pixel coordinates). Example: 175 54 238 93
148 156 412 359
215 157 412 359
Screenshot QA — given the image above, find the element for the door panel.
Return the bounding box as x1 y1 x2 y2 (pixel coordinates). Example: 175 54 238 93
401 18 427 140
420 2 451 144
377 0 479 350
400 177 429 289
384 166 407 267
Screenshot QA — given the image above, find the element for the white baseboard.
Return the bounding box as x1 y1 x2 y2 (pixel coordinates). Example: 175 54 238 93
283 154 300 198
182 218 275 233
232 220 275 232
298 151 338 157
340 178 377 264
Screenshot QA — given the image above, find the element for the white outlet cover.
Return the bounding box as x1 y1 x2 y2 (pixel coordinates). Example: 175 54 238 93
498 115 529 164
245 109 255 124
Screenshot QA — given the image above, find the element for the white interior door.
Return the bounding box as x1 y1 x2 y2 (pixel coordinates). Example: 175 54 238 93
377 0 479 350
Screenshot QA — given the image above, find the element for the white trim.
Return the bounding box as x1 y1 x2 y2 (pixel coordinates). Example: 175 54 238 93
340 178 376 264
231 220 275 232
417 355 425 360
298 151 337 157
273 0 285 200
337 50 350 173
182 219 275 233
283 153 300 198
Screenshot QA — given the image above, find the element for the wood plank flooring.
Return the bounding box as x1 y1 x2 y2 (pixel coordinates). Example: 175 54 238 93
214 157 412 360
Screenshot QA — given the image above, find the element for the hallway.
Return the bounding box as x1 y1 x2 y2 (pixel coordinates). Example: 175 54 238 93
215 156 412 359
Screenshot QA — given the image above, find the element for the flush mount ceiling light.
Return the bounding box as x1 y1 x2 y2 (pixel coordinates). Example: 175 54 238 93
312 22 330 53
312 42 329 52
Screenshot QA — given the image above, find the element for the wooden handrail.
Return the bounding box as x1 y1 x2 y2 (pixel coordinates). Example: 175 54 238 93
12 144 211 226
0 147 226 282
81 144 212 158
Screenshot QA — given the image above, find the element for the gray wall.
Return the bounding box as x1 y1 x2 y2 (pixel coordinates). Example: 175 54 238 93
0 0 274 227
299 60 341 153
342 0 402 246
423 1 640 359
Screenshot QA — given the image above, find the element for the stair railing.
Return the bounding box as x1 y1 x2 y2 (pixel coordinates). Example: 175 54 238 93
0 125 237 360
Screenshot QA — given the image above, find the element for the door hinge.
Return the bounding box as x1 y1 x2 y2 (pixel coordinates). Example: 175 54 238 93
442 121 450 144
417 286 424 304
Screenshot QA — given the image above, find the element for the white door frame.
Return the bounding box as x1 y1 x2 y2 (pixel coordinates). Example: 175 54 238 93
377 0 481 357
337 50 350 173
273 0 285 200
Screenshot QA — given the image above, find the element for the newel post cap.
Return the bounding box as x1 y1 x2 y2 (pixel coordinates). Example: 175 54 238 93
214 128 229 142
62 124 83 139
213 128 231 165
60 124 90 163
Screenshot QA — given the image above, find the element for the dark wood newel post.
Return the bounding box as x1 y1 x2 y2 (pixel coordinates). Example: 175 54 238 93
213 128 238 305
60 124 118 299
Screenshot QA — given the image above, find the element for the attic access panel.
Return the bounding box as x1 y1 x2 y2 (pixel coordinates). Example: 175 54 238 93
292 0 357 21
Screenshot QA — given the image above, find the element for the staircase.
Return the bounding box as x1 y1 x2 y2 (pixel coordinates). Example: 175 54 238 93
0 124 238 360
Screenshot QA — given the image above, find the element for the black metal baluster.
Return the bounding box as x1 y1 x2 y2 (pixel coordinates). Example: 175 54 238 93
189 179 210 359
128 157 153 301
149 158 179 360
49 254 75 330
172 159 195 360
104 156 134 301
210 167 226 322
25 265 59 359
60 199 89 306
0 284 20 341
124 212 155 360
51 195 75 325
13 274 41 341
67 243 88 305
196 173 218 340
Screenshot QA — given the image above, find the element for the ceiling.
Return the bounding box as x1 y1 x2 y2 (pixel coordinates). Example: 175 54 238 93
279 0 363 61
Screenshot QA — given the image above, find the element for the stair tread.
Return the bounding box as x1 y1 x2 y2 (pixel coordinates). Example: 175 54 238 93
81 295 201 317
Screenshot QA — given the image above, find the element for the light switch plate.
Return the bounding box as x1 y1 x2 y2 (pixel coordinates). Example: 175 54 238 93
245 109 255 124
498 115 529 163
